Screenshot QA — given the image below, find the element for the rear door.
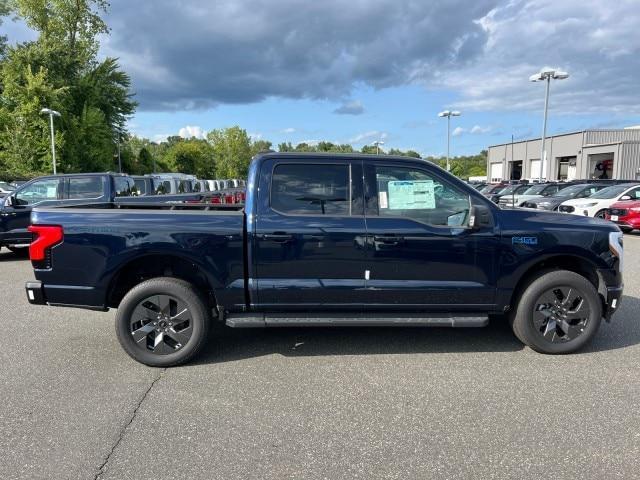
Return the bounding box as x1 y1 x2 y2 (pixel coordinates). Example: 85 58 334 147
362 161 498 309
253 157 367 309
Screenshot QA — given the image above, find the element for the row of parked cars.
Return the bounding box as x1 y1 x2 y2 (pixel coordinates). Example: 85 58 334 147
473 179 640 232
0 172 247 253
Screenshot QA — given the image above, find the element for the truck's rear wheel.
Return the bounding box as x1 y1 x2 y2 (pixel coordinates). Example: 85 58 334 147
115 277 210 367
511 270 601 354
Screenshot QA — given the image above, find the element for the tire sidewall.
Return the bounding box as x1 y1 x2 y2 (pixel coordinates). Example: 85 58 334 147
115 278 209 367
514 271 602 354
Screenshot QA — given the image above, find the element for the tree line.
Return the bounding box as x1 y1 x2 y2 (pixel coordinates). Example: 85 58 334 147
0 0 487 182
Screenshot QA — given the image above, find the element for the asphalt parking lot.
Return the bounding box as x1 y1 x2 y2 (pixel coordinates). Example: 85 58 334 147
1 238 640 480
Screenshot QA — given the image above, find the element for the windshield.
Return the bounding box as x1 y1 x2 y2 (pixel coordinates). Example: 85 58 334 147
551 184 587 196
523 184 547 195
589 185 630 199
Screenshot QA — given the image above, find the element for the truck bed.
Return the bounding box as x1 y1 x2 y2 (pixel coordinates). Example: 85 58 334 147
30 206 246 310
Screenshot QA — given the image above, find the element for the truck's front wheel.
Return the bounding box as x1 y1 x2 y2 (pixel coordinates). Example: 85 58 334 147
511 270 602 354
115 277 211 367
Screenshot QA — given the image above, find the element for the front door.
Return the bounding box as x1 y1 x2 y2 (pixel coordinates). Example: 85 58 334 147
1 177 62 244
362 162 498 310
253 158 367 310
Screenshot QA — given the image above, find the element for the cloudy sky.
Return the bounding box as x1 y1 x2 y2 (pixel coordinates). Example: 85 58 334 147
5 0 640 155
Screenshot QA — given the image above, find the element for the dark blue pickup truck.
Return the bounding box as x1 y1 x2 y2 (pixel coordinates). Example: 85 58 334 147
25 153 624 366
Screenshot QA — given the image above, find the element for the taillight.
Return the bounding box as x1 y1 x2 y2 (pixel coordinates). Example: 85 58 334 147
28 225 63 268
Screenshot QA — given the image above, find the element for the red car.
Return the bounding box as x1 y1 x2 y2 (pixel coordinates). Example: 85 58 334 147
606 200 640 232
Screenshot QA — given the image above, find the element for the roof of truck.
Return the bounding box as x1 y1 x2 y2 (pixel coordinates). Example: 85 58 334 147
254 151 433 164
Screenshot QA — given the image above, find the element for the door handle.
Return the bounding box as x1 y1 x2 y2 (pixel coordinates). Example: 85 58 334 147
373 235 403 245
262 233 294 243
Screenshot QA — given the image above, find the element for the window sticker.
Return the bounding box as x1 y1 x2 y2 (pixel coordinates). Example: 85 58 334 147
387 180 435 210
47 186 57 197
379 191 388 209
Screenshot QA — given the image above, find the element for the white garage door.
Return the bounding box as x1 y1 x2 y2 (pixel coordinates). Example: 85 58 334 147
490 163 503 182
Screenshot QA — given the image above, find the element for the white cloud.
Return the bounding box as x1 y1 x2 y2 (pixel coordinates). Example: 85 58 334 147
249 132 263 140
280 127 296 134
470 125 492 134
178 125 207 139
452 127 466 137
349 131 388 145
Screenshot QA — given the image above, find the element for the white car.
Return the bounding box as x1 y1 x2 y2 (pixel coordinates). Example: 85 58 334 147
558 183 640 218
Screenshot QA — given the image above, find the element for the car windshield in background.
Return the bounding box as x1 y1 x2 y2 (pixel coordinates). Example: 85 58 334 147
497 184 525 195
523 184 547 195
0 182 15 191
551 184 587 196
589 185 631 199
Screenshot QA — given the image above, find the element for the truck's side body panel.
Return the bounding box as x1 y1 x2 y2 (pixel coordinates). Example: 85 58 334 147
31 208 245 309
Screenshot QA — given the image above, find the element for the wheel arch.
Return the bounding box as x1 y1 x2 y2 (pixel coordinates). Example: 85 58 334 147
105 253 218 309
508 254 602 312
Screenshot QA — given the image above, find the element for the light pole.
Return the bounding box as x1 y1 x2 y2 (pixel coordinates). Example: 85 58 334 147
529 69 569 182
40 108 61 175
372 140 385 154
438 110 461 171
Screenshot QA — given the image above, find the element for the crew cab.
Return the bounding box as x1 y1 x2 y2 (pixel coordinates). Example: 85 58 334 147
25 153 624 366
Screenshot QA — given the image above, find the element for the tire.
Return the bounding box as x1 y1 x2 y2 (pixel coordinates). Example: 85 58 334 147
115 277 211 367
8 246 28 255
594 209 607 219
621 227 633 234
511 270 602 354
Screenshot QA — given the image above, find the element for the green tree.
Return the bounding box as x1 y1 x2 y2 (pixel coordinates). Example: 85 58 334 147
165 139 214 178
250 139 272 156
207 126 252 178
0 64 65 179
0 0 135 177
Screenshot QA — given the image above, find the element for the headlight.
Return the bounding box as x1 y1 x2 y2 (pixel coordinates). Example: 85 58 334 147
575 202 597 208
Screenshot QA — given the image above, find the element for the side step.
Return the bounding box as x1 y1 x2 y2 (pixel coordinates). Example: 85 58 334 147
225 312 489 328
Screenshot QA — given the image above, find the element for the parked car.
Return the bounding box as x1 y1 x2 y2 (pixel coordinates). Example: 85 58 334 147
487 183 531 204
606 201 640 233
499 182 568 208
25 153 623 366
0 173 202 252
147 173 197 194
558 183 640 218
130 175 171 196
522 183 610 211
192 180 211 193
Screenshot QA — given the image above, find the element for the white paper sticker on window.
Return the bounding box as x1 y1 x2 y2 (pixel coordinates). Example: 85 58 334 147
47 187 57 197
387 180 435 210
379 191 388 209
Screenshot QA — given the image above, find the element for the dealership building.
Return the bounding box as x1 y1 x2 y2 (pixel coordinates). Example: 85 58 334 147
487 129 640 182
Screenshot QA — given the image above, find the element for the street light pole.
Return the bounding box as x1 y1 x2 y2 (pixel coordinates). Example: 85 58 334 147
40 108 61 175
372 140 384 154
530 69 569 182
438 110 461 171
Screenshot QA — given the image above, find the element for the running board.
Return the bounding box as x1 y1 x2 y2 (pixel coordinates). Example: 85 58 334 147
225 313 489 328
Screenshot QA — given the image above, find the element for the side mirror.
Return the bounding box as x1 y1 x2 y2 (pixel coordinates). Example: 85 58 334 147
619 195 632 201
5 195 15 207
469 205 493 229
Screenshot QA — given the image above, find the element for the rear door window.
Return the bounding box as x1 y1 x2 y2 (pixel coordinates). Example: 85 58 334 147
68 176 103 199
271 164 352 216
